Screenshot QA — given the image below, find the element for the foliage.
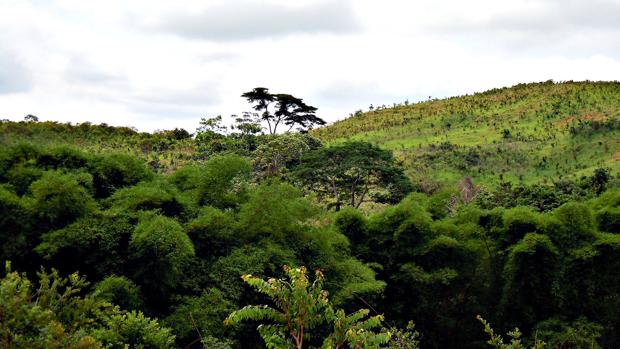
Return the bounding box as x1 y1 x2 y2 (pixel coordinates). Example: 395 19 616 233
294 141 412 210
253 133 323 179
3 83 620 348
242 87 325 134
129 214 195 299
0 264 174 348
384 321 420 349
500 234 559 329
104 179 186 217
477 315 545 349
89 153 153 198
0 186 31 262
165 288 234 346
534 318 602 349
236 182 319 240
36 213 133 279
29 171 96 229
94 275 143 311
313 81 620 187
225 265 390 349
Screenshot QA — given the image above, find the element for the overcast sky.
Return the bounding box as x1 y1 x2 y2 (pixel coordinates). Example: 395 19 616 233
1 0 620 132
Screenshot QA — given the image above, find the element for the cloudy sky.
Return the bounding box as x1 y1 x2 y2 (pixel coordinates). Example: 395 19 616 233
1 0 620 132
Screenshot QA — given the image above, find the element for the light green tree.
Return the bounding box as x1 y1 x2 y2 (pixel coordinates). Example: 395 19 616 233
477 315 545 349
225 265 391 349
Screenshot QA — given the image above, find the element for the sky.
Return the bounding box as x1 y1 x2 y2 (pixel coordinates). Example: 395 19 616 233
1 0 620 132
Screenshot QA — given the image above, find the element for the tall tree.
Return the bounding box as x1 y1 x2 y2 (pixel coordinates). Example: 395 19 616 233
242 87 325 134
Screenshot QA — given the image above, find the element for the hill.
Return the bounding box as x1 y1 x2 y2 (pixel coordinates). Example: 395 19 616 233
312 81 620 188
0 120 196 171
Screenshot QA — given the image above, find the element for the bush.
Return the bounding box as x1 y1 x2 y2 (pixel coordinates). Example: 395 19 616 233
0 265 174 348
129 214 195 296
89 154 153 198
105 180 186 218
334 208 368 247
198 154 252 208
500 207 542 247
165 288 234 345
29 171 96 229
186 208 238 259
500 234 559 329
94 276 143 311
597 206 620 233
236 182 318 241
36 213 133 278
548 202 596 248
0 187 31 261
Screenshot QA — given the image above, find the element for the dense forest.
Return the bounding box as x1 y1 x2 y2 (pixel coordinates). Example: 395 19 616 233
1 81 620 349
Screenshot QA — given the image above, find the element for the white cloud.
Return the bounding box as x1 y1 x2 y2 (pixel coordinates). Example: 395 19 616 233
0 0 619 132
151 0 362 41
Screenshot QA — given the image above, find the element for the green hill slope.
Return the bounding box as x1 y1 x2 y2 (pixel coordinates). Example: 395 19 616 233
0 121 196 171
313 81 620 187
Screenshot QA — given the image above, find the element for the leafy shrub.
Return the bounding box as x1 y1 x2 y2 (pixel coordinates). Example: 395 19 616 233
547 202 596 248
225 265 390 349
105 180 186 217
129 214 195 296
534 318 602 349
186 208 238 259
165 288 234 345
197 154 252 208
29 171 96 229
89 154 153 198
596 206 620 233
0 265 174 348
500 207 542 247
477 315 545 349
94 276 143 311
500 234 559 329
36 213 133 278
236 182 318 240
0 187 31 261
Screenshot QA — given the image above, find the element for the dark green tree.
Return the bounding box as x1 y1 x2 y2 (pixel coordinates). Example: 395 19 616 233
293 142 412 210
242 88 325 134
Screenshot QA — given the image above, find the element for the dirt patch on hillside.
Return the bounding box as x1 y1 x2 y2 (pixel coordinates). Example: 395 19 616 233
557 113 608 126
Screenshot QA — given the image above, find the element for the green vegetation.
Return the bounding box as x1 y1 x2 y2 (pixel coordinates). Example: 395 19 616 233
1 81 620 348
313 81 620 188
0 263 174 348
225 265 389 349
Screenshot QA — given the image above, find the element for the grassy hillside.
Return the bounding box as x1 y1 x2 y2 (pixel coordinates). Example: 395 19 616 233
0 121 196 172
313 81 620 188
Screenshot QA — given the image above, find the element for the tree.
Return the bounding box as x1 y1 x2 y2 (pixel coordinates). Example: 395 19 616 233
241 87 275 129
24 114 39 122
253 133 323 179
195 114 263 156
242 88 325 134
0 264 174 348
293 142 412 210
225 265 390 349
274 93 324 132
